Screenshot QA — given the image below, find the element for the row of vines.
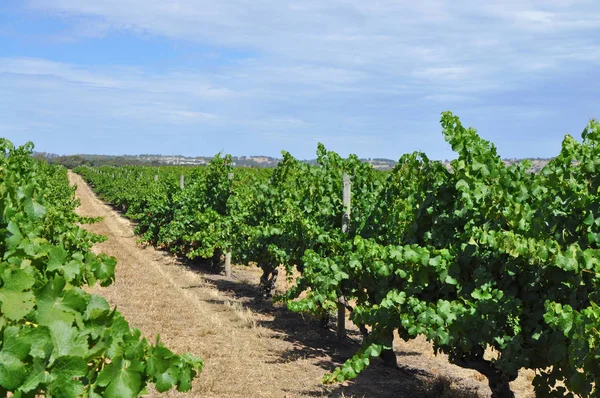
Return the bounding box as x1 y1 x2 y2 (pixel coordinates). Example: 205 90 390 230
0 138 202 397
76 112 600 398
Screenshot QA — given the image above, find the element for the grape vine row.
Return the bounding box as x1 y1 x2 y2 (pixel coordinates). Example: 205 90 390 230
0 139 202 397
76 113 600 398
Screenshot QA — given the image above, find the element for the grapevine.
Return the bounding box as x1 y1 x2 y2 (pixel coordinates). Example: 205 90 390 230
75 114 600 397
0 139 202 397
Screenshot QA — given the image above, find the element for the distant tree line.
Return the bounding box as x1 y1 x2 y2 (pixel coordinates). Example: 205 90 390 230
36 154 164 169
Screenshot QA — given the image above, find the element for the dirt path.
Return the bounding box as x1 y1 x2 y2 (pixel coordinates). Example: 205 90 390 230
68 172 534 398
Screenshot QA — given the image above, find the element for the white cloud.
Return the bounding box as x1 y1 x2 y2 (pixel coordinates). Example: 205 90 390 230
1 1 599 159
0 57 235 98
23 0 600 93
0 57 121 88
414 67 473 81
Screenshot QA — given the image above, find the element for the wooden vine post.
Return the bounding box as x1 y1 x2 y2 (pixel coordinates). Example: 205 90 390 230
224 172 234 278
180 174 185 189
338 173 351 340
154 174 158 182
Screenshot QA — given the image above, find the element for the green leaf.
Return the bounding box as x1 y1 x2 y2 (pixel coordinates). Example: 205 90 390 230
93 255 117 286
63 260 82 283
6 222 23 250
455 179 469 190
0 327 30 390
18 359 52 394
48 356 88 398
0 290 35 321
24 198 47 220
96 357 143 398
27 327 53 359
471 285 493 301
154 366 178 392
48 246 69 272
48 321 90 359
1 268 35 291
84 294 111 321
436 327 450 345
428 255 442 267
364 344 382 358
35 279 76 326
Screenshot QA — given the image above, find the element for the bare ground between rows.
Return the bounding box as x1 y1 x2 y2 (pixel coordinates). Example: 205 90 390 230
68 171 534 398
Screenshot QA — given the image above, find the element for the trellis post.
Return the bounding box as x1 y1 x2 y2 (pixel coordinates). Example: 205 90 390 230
338 173 351 340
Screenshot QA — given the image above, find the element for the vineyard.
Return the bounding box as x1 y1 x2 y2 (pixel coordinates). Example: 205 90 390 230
69 112 600 398
0 139 202 397
1 112 599 397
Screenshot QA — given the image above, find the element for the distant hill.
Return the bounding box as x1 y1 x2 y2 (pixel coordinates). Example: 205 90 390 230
34 152 552 172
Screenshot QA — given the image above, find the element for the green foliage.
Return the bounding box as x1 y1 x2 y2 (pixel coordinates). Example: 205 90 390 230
75 115 600 397
0 139 202 396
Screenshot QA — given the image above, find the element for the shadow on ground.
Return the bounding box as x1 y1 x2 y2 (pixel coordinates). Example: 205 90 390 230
177 259 479 398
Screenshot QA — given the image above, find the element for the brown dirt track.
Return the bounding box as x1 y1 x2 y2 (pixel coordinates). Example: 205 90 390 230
68 171 535 398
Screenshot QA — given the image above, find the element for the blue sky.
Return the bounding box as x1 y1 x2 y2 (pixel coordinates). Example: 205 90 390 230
1 0 599 160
